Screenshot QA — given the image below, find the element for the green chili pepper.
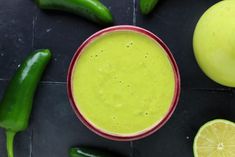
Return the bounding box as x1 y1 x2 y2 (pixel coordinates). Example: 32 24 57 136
0 49 52 157
35 0 113 25
140 0 159 15
69 147 125 157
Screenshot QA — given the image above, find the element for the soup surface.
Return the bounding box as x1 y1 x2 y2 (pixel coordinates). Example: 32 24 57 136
72 30 176 135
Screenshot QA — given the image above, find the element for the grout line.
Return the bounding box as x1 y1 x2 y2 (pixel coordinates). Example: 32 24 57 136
0 79 67 85
0 78 233 90
130 141 134 157
40 81 67 85
0 78 8 81
133 0 137 25
32 14 37 50
29 129 33 157
191 88 233 93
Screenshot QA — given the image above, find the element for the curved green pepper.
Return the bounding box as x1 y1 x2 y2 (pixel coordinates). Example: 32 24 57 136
35 0 113 25
140 0 159 15
69 147 124 157
0 49 52 157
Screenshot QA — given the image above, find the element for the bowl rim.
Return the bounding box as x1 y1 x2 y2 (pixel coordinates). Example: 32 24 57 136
67 25 181 141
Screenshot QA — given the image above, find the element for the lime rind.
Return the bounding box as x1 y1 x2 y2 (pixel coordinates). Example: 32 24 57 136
193 119 235 157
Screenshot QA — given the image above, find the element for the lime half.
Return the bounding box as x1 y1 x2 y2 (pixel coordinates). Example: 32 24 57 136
194 119 235 157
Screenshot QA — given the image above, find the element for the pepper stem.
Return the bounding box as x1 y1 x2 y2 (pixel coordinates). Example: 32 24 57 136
6 130 16 157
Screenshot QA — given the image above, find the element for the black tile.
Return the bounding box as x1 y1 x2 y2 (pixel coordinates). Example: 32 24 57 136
230 90 235 120
100 0 133 25
0 0 36 80
31 83 131 157
133 88 234 157
0 81 7 157
135 0 223 89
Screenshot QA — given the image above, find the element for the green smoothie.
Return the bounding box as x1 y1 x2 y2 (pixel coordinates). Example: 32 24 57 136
71 30 176 135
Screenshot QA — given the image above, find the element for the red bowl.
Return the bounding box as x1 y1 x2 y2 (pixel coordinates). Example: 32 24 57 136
67 25 181 141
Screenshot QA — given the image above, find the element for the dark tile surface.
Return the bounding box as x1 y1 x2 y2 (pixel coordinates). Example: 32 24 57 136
133 88 234 157
230 90 235 119
0 81 8 157
0 0 36 80
0 0 235 157
101 0 134 25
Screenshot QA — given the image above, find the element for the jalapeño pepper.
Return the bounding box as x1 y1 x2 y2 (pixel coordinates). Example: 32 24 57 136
0 49 52 157
140 0 160 15
35 0 113 25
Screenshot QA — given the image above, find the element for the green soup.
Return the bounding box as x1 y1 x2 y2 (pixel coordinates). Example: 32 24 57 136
71 30 176 136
